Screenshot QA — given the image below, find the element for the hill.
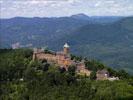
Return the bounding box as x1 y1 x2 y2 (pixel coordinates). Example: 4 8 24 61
0 49 133 100
0 14 133 74
52 17 133 74
0 16 88 48
70 13 122 23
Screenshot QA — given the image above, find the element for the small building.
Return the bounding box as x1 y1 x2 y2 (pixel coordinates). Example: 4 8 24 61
76 61 91 76
108 77 119 81
96 69 109 80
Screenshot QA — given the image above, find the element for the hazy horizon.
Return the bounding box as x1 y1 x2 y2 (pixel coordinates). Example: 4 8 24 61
0 0 133 18
1 13 132 20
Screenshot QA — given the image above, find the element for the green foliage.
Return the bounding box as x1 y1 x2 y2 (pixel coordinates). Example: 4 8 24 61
42 63 50 71
0 49 133 100
117 69 130 79
90 71 96 80
85 60 105 71
58 67 66 73
1 17 133 74
44 49 55 55
0 49 32 81
68 65 76 75
70 54 82 61
107 67 117 77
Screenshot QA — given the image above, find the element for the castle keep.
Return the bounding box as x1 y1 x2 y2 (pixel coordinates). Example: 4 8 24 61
33 43 91 76
32 43 119 80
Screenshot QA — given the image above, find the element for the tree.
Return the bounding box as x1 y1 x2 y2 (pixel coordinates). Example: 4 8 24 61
24 66 37 81
41 59 47 63
107 68 117 77
70 54 82 61
42 63 50 71
98 63 105 70
90 71 96 80
68 65 76 75
118 69 130 79
59 67 66 73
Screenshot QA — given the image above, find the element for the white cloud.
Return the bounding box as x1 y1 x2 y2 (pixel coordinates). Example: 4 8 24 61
106 0 115 4
30 0 40 4
68 0 78 4
0 0 3 3
1 0 133 18
94 1 101 7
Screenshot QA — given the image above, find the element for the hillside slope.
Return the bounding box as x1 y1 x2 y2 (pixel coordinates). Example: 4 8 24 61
48 17 133 74
0 49 132 100
0 17 88 48
0 15 133 74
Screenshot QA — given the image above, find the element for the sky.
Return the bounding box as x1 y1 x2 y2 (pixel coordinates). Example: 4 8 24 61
0 0 133 18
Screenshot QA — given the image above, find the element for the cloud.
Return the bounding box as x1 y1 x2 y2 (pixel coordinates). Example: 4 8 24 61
30 1 41 4
94 1 101 7
1 0 133 18
0 0 3 4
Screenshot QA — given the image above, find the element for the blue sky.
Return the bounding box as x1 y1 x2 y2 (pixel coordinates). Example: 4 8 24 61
0 0 133 18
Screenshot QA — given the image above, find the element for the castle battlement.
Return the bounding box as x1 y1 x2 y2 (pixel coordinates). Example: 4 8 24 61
32 43 91 76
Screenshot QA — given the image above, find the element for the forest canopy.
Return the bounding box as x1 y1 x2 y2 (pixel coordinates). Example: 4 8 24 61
0 49 133 100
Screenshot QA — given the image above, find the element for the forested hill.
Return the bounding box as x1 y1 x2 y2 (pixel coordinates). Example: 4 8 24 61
0 49 133 100
52 17 133 74
0 15 123 48
0 15 133 74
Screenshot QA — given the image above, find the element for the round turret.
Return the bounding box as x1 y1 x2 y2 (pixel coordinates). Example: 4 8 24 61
63 43 70 55
63 43 70 48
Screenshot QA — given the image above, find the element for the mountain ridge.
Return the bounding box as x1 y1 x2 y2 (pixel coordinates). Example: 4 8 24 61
0 14 133 74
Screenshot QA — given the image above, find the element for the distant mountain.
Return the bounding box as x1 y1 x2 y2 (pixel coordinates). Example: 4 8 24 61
0 14 133 74
51 17 133 74
71 13 123 23
0 16 88 48
71 13 90 20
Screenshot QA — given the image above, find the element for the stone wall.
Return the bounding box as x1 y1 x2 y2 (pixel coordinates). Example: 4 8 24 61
32 48 91 76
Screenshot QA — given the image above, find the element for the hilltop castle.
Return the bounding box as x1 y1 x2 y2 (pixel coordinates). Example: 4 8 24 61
33 43 91 76
32 43 119 80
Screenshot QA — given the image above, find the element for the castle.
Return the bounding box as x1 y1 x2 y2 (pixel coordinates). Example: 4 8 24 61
33 43 91 76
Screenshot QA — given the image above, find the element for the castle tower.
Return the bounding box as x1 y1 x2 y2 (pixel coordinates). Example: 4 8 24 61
32 48 37 61
63 43 70 55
